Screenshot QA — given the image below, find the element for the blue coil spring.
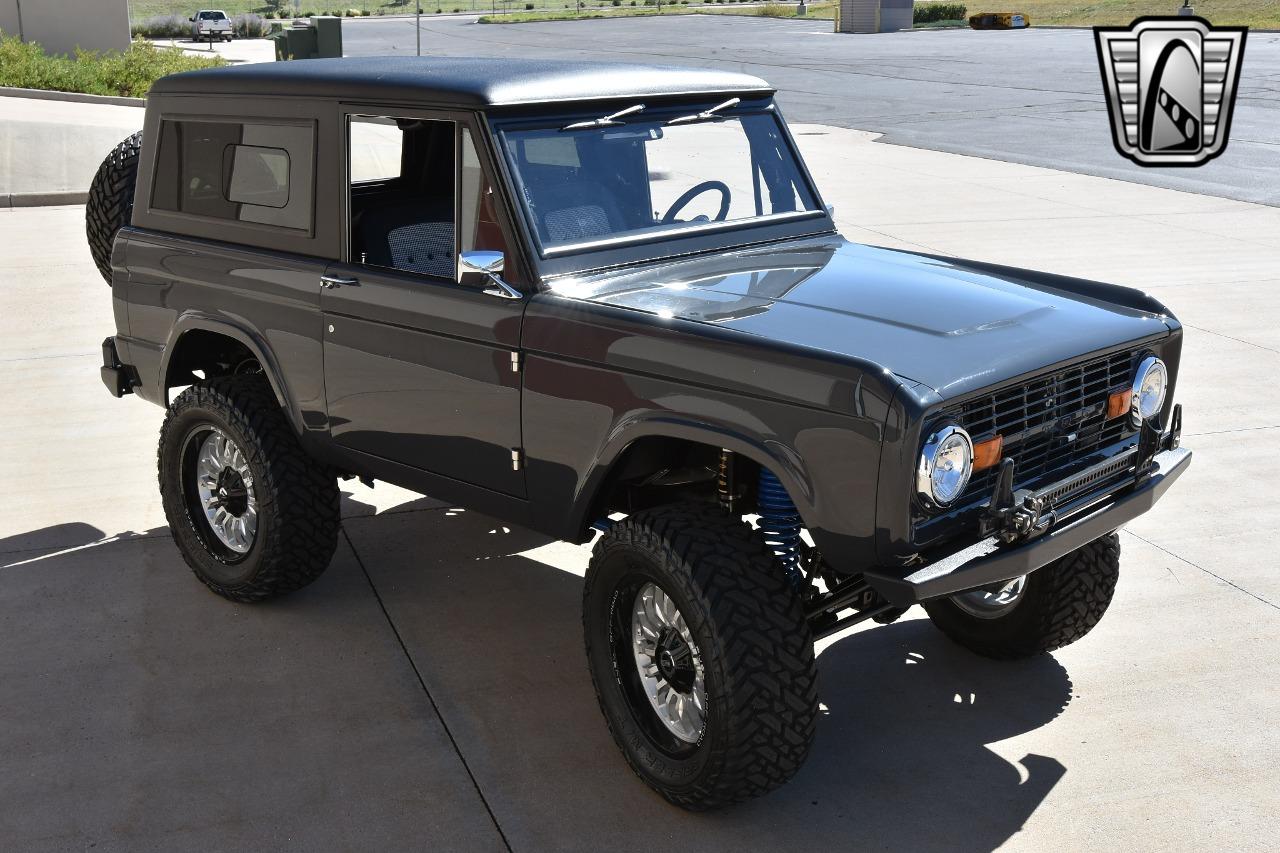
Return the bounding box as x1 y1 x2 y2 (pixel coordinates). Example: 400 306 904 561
757 468 804 589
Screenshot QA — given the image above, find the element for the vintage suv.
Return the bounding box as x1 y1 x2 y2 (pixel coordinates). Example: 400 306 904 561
90 57 1190 809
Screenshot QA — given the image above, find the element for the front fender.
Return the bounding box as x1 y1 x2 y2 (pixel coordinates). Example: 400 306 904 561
521 355 889 572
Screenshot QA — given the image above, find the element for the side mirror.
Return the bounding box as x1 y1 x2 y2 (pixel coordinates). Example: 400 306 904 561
459 250 522 300
459 250 504 277
189 16 195 21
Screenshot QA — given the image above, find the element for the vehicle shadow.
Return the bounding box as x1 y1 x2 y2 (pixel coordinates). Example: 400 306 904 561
0 501 1072 853
345 505 1074 853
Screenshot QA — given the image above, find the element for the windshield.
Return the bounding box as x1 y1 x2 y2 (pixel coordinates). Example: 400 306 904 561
498 107 821 255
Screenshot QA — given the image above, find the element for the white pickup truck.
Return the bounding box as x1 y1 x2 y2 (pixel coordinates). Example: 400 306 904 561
189 10 232 42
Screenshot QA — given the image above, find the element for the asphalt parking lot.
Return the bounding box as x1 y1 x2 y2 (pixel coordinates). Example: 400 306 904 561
2 118 1277 850
343 15 1280 205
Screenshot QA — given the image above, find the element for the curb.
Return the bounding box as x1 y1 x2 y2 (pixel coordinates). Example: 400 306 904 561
2 191 89 209
0 87 144 108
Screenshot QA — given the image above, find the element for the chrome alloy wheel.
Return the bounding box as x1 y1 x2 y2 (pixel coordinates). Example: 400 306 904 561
191 428 258 554
631 582 707 744
950 575 1027 619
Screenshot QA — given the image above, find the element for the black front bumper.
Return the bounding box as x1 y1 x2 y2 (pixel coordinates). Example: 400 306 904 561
864 435 1191 607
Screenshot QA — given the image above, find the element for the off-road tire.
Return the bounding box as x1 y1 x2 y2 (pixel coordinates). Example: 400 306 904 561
158 375 340 602
583 503 819 810
923 533 1121 660
86 131 142 285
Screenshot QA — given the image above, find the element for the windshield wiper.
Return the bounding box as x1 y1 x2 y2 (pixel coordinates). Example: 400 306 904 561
560 103 646 131
665 97 741 126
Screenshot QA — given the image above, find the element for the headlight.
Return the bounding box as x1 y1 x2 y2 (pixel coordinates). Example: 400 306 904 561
917 424 974 507
1131 355 1168 424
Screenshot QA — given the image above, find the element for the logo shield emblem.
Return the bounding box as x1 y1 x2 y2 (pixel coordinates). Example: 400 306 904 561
1094 17 1247 167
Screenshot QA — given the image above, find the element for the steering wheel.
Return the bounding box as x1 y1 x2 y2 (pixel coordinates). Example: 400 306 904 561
660 180 731 224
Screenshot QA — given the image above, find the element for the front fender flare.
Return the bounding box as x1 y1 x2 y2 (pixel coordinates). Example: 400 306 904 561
567 412 817 538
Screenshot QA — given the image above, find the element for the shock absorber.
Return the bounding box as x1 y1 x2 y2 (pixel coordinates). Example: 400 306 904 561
757 468 804 590
717 448 736 514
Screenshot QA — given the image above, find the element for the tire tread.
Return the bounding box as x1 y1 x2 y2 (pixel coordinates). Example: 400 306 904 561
158 375 339 602
584 503 819 809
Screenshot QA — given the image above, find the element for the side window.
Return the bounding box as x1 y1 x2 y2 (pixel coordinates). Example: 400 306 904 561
459 127 507 264
150 119 314 232
347 115 455 279
349 116 403 184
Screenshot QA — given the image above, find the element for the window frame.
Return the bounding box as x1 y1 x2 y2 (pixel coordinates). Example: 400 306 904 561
141 110 320 240
489 98 832 270
338 105 529 290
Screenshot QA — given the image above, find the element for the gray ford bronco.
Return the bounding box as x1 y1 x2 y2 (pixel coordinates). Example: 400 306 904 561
89 57 1190 809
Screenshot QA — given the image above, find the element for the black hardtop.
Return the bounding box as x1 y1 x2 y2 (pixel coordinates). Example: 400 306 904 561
149 56 774 108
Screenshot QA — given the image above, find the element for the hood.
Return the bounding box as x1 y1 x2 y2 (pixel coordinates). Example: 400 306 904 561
547 237 1173 400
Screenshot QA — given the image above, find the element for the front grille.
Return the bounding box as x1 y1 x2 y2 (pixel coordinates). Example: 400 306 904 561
943 348 1140 506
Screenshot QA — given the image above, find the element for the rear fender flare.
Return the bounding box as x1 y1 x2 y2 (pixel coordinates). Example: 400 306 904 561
159 313 304 435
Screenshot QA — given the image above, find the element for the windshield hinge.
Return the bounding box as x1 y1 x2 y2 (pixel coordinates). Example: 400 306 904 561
666 97 741 126
561 103 646 131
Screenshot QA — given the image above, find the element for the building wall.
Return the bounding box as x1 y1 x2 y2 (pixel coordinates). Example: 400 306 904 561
0 0 130 56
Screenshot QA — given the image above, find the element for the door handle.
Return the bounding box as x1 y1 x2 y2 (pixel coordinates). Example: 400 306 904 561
321 275 359 289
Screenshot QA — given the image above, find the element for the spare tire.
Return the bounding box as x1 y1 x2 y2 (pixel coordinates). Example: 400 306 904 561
86 131 143 285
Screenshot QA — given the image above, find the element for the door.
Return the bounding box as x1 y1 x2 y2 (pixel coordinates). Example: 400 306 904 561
321 110 526 497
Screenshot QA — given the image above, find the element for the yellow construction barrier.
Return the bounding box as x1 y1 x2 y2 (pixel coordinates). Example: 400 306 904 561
968 12 1031 28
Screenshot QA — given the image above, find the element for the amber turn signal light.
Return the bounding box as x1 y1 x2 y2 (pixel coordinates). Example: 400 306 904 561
1107 388 1133 420
972 434 1003 472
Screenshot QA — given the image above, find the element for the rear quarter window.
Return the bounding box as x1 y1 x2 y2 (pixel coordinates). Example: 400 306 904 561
150 119 314 232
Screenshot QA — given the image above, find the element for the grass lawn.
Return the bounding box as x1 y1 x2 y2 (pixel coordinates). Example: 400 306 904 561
967 0 1280 26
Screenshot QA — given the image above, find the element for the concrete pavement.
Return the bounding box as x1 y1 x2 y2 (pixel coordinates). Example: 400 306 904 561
1 127 1278 850
342 15 1280 206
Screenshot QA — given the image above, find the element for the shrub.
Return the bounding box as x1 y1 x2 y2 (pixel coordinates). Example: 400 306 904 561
0 34 225 98
130 14 188 38
525 2 534 7
613 0 621 5
362 9 372 14
914 2 966 23
757 1 791 13
232 13 271 37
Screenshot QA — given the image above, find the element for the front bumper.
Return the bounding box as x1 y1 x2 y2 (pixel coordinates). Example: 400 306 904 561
864 419 1190 606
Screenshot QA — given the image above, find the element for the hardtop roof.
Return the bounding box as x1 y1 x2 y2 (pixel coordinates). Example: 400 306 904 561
150 56 775 108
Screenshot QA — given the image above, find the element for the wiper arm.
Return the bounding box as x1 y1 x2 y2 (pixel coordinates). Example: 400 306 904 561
560 103 646 131
665 97 741 126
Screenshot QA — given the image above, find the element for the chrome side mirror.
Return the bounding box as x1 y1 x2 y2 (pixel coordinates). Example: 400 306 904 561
458 250 522 300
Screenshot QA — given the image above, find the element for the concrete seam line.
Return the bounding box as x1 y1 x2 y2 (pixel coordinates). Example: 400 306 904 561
0 86 145 108
1122 530 1280 612
342 527 515 852
8 191 89 208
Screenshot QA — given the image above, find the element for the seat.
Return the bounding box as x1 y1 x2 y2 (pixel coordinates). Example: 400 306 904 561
525 178 628 245
356 197 454 279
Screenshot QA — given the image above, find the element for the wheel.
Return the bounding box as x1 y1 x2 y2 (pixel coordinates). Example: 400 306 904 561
922 533 1121 660
583 503 819 810
158 375 340 602
85 131 142 285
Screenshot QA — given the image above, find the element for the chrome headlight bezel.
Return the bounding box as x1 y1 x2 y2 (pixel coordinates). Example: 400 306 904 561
916 424 974 509
1130 355 1168 426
